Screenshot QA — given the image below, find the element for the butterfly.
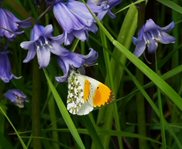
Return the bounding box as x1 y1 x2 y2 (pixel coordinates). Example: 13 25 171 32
67 71 113 115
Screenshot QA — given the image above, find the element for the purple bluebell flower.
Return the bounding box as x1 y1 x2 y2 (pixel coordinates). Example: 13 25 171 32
55 48 98 82
52 0 97 45
20 24 64 68
133 19 176 57
0 8 31 40
0 51 19 83
88 0 121 20
4 89 27 108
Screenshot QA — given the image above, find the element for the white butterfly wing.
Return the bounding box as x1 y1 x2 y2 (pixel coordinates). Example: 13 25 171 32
67 71 94 115
67 71 113 115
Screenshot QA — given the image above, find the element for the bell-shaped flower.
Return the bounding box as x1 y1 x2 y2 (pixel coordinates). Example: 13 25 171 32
4 89 27 108
0 51 19 83
20 24 64 68
55 48 98 82
133 19 176 57
52 0 97 45
88 0 121 20
0 8 31 40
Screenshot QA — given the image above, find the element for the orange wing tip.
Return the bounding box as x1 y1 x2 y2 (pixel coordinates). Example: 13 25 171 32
93 83 114 107
95 91 114 107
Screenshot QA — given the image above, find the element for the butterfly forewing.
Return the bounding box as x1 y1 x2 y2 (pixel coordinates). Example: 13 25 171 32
67 71 113 115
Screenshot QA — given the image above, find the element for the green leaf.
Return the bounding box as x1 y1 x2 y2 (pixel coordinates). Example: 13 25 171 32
86 5 182 111
0 106 27 149
111 3 138 93
81 116 104 149
112 40 182 111
44 70 85 149
156 0 182 14
0 132 13 149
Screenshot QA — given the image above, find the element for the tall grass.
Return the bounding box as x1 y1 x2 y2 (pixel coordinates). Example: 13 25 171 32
1 0 182 149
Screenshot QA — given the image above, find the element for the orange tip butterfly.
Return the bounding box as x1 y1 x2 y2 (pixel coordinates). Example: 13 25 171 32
67 71 113 115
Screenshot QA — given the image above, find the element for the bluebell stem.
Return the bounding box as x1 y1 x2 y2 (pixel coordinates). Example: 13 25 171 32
55 48 98 82
0 8 31 40
0 51 19 83
4 89 27 108
20 24 64 68
133 19 176 57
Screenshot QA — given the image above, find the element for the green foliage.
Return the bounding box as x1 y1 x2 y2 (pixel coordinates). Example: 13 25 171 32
1 0 182 149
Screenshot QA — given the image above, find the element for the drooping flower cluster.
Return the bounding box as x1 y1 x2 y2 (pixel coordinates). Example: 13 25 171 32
0 0 177 112
55 48 98 82
20 24 64 68
88 0 121 20
47 0 121 44
20 24 98 82
18 0 120 82
0 8 31 83
52 0 98 45
133 19 175 57
0 7 31 107
4 89 27 108
20 0 119 82
0 51 19 83
0 8 31 40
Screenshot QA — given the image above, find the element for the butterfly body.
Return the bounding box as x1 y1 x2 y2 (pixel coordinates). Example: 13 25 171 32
67 71 113 115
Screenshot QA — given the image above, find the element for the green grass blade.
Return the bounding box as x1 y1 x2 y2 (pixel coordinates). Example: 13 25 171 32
48 95 60 149
4 0 30 18
86 4 182 110
98 30 118 149
0 106 27 149
136 70 148 149
116 0 145 14
156 55 167 149
157 88 167 149
89 11 182 110
99 130 161 145
133 64 182 96
44 70 85 149
156 0 182 14
112 40 182 110
123 66 182 148
111 3 138 94
81 116 104 149
96 4 138 147
45 128 161 145
99 29 123 148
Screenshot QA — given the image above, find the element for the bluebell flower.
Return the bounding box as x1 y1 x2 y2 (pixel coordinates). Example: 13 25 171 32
0 51 19 83
4 89 27 108
55 48 98 82
0 8 31 40
133 19 176 57
20 24 64 68
52 0 97 45
88 0 121 20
